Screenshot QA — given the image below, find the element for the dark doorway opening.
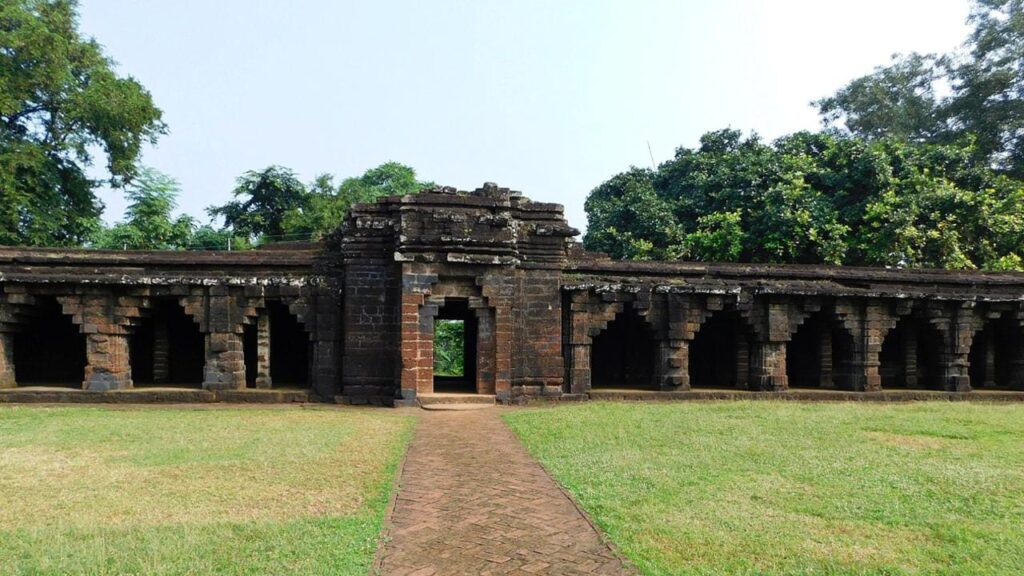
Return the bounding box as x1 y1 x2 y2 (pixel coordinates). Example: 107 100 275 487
689 310 752 389
969 315 1022 389
128 300 204 387
879 318 944 389
591 305 656 389
786 313 856 389
433 299 477 393
13 296 85 387
268 301 309 387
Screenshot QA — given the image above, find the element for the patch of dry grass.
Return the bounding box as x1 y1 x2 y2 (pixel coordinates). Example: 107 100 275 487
0 405 415 575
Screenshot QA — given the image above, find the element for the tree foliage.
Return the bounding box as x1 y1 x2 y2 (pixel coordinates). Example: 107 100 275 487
433 319 465 377
584 130 1024 270
91 168 194 250
818 0 1024 177
588 0 1024 271
0 0 165 246
207 166 308 242
210 162 433 243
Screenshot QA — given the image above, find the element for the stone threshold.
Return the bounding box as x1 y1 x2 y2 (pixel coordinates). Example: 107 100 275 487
0 387 316 404
588 388 1024 402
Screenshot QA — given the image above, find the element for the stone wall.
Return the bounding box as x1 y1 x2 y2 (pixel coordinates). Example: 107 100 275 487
1 184 1024 403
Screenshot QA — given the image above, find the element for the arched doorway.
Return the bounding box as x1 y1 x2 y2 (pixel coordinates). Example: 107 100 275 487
689 310 752 389
129 300 204 387
969 314 1023 389
268 301 309 387
591 305 656 389
433 298 478 393
786 312 855 389
13 296 85 387
879 317 945 389
243 301 311 388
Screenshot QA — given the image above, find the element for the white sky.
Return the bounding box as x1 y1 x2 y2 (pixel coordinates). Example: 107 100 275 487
78 1 972 231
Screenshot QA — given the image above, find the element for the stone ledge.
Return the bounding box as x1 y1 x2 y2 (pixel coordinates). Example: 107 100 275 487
586 388 1024 403
0 387 317 404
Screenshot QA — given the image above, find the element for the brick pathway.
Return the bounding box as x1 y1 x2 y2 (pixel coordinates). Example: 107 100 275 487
377 408 632 576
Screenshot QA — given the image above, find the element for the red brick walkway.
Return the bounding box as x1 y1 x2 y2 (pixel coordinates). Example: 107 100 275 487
376 408 633 576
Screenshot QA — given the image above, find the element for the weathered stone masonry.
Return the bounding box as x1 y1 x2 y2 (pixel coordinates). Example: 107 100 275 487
2 184 1024 403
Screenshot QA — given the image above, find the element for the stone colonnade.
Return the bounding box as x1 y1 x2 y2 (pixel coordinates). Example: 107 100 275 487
564 287 1024 393
0 282 338 396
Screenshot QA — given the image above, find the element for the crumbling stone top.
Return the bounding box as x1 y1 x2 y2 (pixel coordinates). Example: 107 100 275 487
0 246 316 285
341 183 578 267
565 251 1024 301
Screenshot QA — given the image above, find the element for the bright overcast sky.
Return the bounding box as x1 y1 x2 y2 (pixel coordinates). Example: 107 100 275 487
79 0 972 230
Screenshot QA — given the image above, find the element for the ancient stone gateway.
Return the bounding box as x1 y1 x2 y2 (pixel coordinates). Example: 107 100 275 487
2 183 1024 403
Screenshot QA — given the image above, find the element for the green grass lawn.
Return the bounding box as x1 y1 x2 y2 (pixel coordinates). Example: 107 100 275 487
504 401 1024 576
0 405 414 576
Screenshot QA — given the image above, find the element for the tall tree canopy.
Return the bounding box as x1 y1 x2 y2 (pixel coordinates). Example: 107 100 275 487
284 161 434 238
208 166 309 242
584 130 1024 271
0 0 165 246
588 0 1024 271
91 167 195 250
209 162 433 243
817 0 1024 176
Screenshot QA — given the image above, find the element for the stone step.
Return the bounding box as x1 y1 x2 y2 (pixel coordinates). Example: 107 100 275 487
417 393 496 407
419 402 496 411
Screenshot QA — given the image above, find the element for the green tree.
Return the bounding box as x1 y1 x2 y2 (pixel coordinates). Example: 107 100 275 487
0 0 165 246
815 53 944 142
584 130 1024 270
582 168 679 260
817 0 1024 176
208 166 309 243
946 0 1024 176
433 320 465 377
282 162 434 239
187 225 250 251
91 167 194 250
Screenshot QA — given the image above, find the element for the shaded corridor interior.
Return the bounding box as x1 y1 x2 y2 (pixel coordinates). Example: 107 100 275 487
689 310 752 388
786 312 855 389
13 296 86 387
969 315 1023 389
879 317 944 389
129 299 204 386
591 305 656 389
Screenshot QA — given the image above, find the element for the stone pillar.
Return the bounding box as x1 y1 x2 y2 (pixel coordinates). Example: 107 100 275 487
981 329 996 388
818 329 834 388
473 305 497 395
83 332 132 391
201 290 246 391
660 295 690 391
0 331 15 388
203 332 245 390
255 311 272 388
1011 356 1024 390
569 343 591 394
152 320 169 383
660 339 690 390
750 299 790 391
735 338 750 389
751 341 788 391
944 309 972 392
859 302 894 392
902 326 918 387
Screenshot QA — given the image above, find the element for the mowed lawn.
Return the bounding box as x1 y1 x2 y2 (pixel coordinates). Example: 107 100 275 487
0 406 414 576
504 402 1024 576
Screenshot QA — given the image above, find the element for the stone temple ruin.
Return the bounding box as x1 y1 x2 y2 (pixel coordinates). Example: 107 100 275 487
2 184 1024 404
